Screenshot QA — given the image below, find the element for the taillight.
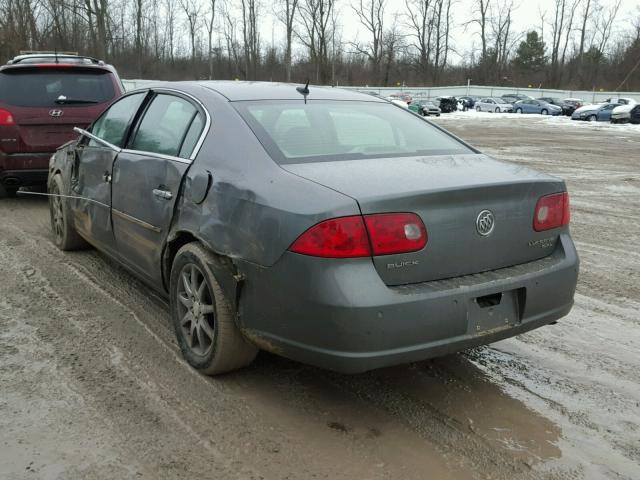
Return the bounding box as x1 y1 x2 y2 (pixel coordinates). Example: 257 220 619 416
289 213 427 258
0 109 15 126
364 213 427 255
533 192 570 231
289 215 371 258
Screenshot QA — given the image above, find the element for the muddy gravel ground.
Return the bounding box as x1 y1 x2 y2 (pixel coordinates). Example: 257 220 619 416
1 115 638 480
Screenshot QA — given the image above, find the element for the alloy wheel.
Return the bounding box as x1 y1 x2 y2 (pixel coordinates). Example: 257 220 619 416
176 263 216 357
51 184 64 242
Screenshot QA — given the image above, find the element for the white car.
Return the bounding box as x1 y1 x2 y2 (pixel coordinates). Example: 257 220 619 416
611 104 636 123
386 98 409 108
474 97 514 113
603 97 636 106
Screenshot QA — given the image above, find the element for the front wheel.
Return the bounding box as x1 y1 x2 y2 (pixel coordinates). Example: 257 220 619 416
475 106 481 112
495 107 500 113
170 243 258 375
541 109 548 115
588 115 597 122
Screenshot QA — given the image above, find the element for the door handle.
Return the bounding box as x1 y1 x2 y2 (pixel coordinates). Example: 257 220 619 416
103 171 112 183
153 188 173 200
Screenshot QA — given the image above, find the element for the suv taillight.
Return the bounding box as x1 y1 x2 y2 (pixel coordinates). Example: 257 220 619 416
0 109 15 126
533 192 570 231
289 213 427 258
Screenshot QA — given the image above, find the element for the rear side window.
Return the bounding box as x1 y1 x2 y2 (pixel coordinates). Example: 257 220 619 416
0 69 116 107
236 101 472 164
129 94 199 158
90 93 146 147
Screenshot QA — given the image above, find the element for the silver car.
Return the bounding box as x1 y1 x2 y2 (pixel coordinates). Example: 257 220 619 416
475 97 514 113
47 82 579 375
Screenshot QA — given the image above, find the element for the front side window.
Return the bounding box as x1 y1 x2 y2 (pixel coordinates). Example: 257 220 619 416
90 92 146 147
129 94 199 158
236 100 472 164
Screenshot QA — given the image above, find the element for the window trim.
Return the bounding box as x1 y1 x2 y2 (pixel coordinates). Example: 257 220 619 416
122 87 211 164
81 90 151 150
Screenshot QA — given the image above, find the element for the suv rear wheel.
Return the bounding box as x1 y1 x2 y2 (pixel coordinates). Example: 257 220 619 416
170 243 258 375
0 184 18 199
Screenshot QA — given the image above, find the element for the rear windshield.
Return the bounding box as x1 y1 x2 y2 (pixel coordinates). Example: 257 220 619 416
0 68 115 107
235 100 472 164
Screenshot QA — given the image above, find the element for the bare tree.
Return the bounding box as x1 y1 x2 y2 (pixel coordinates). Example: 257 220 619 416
350 0 385 83
181 0 202 77
404 0 433 81
276 0 299 82
297 0 335 84
205 0 217 79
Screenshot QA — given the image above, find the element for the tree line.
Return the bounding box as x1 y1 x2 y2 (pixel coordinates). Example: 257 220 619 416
1 0 638 91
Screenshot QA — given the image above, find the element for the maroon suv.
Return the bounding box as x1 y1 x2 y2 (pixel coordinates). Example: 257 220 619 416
0 53 123 197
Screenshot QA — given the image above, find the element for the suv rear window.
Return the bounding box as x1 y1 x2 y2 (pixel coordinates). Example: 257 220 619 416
236 100 472 164
0 68 115 107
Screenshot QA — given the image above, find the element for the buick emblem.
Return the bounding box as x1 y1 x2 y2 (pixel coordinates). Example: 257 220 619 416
49 109 63 117
476 210 495 236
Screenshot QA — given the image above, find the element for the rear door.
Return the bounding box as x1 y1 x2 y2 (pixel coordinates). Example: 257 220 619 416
70 92 147 248
0 67 119 158
111 91 206 283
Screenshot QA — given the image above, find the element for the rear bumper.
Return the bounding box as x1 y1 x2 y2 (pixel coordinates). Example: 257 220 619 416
0 152 52 187
238 234 579 373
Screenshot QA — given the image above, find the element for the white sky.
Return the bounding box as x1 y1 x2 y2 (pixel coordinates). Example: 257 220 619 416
263 0 639 64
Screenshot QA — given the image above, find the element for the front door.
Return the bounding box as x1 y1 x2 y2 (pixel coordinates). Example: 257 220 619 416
111 92 206 283
70 92 147 247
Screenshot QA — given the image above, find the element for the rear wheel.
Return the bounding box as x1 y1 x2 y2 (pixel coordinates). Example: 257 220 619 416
515 108 523 114
49 174 87 251
170 243 258 375
0 184 18 199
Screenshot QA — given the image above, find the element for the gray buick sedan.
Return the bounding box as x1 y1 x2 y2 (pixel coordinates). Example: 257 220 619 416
48 82 579 375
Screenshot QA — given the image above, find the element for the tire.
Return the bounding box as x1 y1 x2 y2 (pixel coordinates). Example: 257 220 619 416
515 108 523 114
0 184 18 199
588 115 596 122
475 106 481 112
48 174 87 251
541 109 548 115
170 242 258 375
495 107 500 113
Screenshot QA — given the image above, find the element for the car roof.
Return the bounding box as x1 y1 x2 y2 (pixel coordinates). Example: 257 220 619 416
191 81 385 102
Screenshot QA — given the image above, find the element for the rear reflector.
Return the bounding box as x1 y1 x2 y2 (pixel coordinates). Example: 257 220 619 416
289 215 371 258
533 192 570 231
364 213 427 255
289 212 427 258
0 109 15 126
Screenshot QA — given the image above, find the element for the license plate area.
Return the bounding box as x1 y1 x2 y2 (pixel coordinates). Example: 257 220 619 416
468 288 525 335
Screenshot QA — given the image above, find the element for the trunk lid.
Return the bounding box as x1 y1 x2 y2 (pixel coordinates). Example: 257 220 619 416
282 154 566 285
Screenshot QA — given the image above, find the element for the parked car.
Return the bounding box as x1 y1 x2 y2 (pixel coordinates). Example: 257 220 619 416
610 104 636 123
458 96 480 110
47 82 579 375
513 99 562 116
475 97 514 113
537 97 576 116
435 96 458 113
603 97 636 105
409 99 441 116
0 52 124 198
571 103 618 122
501 94 533 104
630 104 640 124
387 98 410 108
389 93 413 104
